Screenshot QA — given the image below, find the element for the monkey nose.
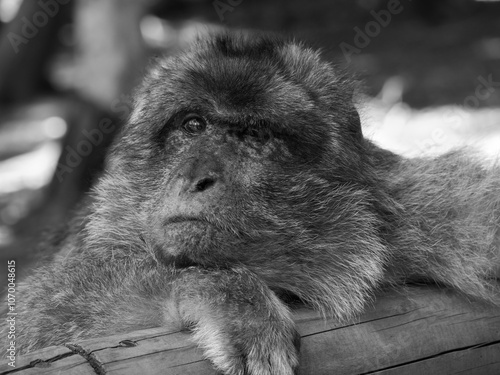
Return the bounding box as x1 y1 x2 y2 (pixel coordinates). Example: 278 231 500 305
168 175 220 198
192 176 217 193
176 156 224 195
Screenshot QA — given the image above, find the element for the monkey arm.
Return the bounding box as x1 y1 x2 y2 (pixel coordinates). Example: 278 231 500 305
169 267 300 375
7 257 171 354
5 256 299 375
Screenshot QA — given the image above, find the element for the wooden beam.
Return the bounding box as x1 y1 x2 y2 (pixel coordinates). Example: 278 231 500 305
2 286 499 375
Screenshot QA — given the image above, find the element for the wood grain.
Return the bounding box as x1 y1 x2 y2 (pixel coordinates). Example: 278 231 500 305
2 286 499 375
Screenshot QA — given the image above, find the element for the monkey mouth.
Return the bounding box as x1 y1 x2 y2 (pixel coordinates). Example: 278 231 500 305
165 216 203 224
163 216 212 227
160 252 201 269
155 215 228 268
159 215 216 249
155 215 250 269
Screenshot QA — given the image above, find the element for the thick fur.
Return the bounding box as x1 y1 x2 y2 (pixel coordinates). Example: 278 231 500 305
3 32 500 374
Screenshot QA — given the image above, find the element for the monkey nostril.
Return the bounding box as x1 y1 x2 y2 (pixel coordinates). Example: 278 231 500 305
194 177 216 192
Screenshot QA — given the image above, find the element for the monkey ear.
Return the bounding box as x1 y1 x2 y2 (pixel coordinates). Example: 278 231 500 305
331 69 365 141
325 70 364 142
347 104 363 141
345 81 364 140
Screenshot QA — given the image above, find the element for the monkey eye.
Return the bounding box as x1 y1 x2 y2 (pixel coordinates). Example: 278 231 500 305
181 115 206 135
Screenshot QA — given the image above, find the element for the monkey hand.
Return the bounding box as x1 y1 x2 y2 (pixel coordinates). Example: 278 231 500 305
170 267 300 375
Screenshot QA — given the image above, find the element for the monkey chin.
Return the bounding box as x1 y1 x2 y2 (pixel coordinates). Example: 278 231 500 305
154 219 229 268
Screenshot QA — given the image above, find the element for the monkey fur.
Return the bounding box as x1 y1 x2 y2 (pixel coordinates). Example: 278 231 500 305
3 32 500 374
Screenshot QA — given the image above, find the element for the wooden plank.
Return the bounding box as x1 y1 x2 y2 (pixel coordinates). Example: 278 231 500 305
2 286 499 375
73 327 216 375
370 343 500 375
298 287 500 374
0 345 94 374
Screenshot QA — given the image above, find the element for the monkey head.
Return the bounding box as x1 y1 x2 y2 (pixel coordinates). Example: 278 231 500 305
93 33 387 312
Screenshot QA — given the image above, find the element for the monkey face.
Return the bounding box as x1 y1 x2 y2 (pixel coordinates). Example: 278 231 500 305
147 109 291 266
107 33 368 270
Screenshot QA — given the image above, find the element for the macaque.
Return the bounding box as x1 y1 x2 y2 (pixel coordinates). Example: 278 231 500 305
3 32 499 375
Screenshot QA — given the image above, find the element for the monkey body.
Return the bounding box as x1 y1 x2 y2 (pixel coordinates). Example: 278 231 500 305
3 33 500 374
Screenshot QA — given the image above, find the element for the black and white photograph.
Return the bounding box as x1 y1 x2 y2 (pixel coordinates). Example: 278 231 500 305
0 1 499 374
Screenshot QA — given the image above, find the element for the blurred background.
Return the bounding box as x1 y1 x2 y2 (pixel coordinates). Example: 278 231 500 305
0 0 499 289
